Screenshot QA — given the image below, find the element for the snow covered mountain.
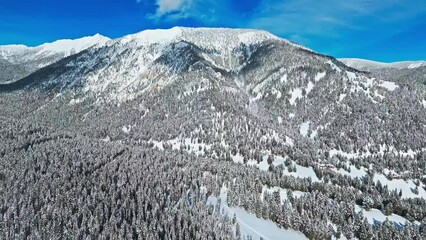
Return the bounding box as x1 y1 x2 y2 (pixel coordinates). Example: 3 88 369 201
339 58 426 71
0 34 110 83
2 27 424 148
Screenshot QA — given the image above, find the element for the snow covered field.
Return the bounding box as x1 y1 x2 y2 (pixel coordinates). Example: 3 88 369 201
262 185 306 204
333 165 367 179
373 174 426 199
231 207 307 240
248 154 321 182
207 186 307 240
355 205 410 227
333 164 426 199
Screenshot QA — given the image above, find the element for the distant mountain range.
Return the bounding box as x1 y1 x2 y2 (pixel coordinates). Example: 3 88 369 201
0 34 110 83
339 58 426 71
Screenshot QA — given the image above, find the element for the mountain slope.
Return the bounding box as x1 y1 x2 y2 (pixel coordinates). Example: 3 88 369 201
1 27 424 153
339 58 426 85
0 34 110 83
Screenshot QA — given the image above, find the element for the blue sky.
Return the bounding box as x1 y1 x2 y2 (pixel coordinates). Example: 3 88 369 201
0 0 425 62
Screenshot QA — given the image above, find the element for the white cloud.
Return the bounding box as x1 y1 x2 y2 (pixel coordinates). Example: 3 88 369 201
157 0 190 15
145 0 193 19
140 0 230 22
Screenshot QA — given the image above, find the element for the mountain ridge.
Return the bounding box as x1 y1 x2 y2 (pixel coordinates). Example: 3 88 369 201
0 34 110 84
339 58 426 71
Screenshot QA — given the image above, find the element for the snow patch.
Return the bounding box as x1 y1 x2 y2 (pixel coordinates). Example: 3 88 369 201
207 186 307 240
306 82 314 95
285 136 294 147
69 98 83 105
151 137 212 156
326 60 341 73
262 186 306 204
333 165 367 179
280 74 288 83
250 92 263 102
338 93 347 102
299 121 310 137
373 174 426 199
121 125 131 134
379 81 398 91
314 72 326 82
289 88 302 105
346 71 356 80
232 153 245 164
271 88 282 99
355 205 410 227
407 62 424 69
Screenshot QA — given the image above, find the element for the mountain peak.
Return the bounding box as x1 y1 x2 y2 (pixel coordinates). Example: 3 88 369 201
119 27 291 51
0 34 111 84
0 34 111 61
36 34 110 55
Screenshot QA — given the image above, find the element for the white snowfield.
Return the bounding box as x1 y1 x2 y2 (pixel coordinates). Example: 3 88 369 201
231 207 307 240
373 173 426 199
207 186 307 240
354 205 411 227
333 164 426 200
378 80 398 91
245 154 320 182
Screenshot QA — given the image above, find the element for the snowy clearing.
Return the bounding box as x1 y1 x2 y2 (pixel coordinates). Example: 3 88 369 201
231 207 307 240
299 121 310 137
315 72 326 82
151 137 212 156
262 185 306 204
207 186 307 240
289 88 303 105
355 205 410 228
333 165 367 179
373 174 426 199
379 81 398 91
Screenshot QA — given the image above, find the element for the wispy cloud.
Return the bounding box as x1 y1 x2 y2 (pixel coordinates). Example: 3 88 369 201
141 0 193 20
140 0 239 24
244 0 426 54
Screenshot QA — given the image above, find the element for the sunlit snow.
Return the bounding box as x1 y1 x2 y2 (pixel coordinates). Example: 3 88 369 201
378 80 398 91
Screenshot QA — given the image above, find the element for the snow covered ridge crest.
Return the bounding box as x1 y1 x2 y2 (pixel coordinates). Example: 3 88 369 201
118 26 308 52
339 58 426 71
0 34 111 61
0 34 111 84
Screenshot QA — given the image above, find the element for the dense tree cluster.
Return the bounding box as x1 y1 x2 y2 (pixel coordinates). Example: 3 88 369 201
2 118 426 239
